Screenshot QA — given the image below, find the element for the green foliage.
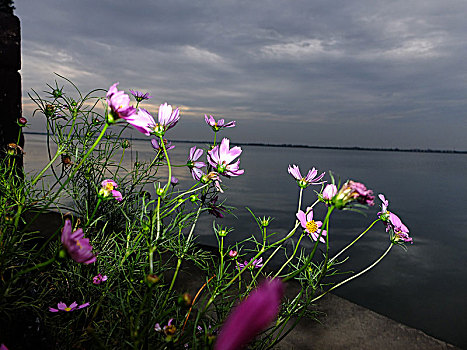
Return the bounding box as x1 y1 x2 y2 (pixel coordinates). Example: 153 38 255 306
0 75 407 349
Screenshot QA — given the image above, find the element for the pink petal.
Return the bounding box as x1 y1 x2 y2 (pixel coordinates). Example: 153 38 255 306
215 279 284 350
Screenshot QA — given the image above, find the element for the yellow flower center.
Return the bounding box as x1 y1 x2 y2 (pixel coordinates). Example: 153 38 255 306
105 183 114 191
65 307 72 311
306 220 318 233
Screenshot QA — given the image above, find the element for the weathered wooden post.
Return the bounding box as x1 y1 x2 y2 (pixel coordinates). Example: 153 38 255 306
0 0 23 164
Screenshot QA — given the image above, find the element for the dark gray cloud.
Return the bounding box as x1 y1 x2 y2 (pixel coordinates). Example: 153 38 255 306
16 0 467 149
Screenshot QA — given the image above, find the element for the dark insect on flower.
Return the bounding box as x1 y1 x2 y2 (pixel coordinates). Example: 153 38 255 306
61 154 73 166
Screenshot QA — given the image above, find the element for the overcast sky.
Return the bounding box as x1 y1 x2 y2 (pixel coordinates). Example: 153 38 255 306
15 0 467 149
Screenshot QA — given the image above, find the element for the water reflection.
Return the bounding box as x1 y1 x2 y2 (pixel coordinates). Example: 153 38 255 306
24 134 467 347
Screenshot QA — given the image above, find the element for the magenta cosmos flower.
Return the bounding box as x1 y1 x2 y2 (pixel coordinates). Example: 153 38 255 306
99 179 123 202
151 138 175 152
334 180 375 209
106 83 137 123
378 194 412 244
49 301 90 312
129 89 152 102
296 207 327 243
215 278 284 350
93 273 108 285
61 219 96 264
288 165 325 189
187 146 206 180
236 257 263 270
207 138 244 177
155 318 177 337
205 114 236 132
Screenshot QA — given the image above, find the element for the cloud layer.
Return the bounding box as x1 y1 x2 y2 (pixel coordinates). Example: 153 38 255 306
16 0 467 149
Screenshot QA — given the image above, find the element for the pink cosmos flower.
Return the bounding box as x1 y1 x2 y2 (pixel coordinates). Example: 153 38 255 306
106 83 137 123
296 207 327 243
61 219 96 264
151 138 175 152
123 108 155 136
49 301 90 312
215 279 284 350
155 103 180 136
288 165 325 189
93 273 108 285
187 146 206 180
322 184 338 201
99 179 123 202
129 89 152 102
171 176 179 186
334 180 375 209
207 138 244 177
0 344 8 350
378 194 412 244
155 318 177 336
122 103 180 137
237 257 263 270
205 114 236 132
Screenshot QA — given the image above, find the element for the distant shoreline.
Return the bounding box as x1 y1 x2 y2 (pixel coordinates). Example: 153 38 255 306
24 131 467 155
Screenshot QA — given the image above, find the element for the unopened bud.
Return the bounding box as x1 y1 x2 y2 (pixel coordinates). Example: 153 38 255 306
178 292 192 306
146 274 160 284
121 139 131 149
17 117 27 127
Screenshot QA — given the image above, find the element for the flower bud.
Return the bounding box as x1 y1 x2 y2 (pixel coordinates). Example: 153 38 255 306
146 274 160 284
44 104 55 118
178 292 192 307
52 88 63 98
218 229 228 237
17 117 27 127
156 187 165 196
322 184 337 201
121 139 131 149
260 216 272 227
229 250 238 258
189 194 199 202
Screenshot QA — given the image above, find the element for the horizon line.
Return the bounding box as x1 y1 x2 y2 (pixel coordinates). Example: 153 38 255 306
23 131 467 155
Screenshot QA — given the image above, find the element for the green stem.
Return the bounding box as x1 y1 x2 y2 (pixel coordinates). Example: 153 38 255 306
298 187 303 212
15 256 56 278
30 148 63 187
274 234 305 278
311 243 393 303
161 257 182 309
114 147 126 178
184 206 202 253
159 136 171 195
283 206 334 282
219 236 224 281
330 218 381 263
24 123 110 232
85 198 102 227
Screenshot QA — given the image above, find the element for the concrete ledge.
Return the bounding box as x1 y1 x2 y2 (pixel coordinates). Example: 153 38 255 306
276 293 458 350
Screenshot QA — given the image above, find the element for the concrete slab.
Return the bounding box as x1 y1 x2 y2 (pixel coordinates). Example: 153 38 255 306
276 293 458 350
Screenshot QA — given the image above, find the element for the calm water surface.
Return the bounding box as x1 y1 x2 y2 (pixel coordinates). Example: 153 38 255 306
24 134 467 348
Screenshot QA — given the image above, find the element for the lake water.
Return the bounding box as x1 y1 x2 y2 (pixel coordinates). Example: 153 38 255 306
24 133 467 348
